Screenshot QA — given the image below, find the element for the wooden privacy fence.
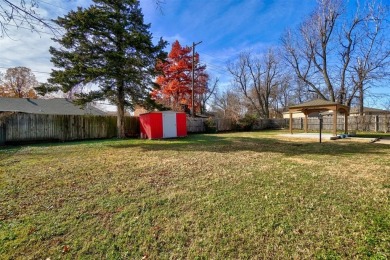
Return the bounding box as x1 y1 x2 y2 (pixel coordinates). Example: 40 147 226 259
290 115 390 133
253 119 288 130
187 118 237 133
0 113 139 145
1 113 388 145
186 118 287 133
187 118 207 133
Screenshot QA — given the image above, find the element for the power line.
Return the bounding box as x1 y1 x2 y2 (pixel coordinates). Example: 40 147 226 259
0 14 62 33
4 23 56 35
0 66 51 74
206 63 228 72
0 10 52 22
203 64 231 76
199 52 231 64
36 0 68 11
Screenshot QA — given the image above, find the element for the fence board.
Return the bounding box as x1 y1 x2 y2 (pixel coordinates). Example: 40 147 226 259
0 122 5 145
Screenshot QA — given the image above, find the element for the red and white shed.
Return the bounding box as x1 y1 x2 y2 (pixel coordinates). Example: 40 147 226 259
139 111 187 139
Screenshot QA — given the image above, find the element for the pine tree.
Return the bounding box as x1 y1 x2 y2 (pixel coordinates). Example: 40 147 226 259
151 40 208 113
48 0 166 138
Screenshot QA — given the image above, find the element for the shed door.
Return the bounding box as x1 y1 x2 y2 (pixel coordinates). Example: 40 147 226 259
163 113 177 138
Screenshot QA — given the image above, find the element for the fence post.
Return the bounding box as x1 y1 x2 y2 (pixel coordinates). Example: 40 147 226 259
375 115 379 132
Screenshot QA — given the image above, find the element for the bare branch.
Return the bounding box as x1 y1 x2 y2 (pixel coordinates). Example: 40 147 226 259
0 0 66 37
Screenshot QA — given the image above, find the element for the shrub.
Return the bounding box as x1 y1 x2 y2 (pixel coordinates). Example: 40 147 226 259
204 117 217 133
237 114 257 131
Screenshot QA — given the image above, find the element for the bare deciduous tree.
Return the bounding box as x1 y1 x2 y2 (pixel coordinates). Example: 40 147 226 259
211 89 246 122
199 77 218 114
228 49 281 119
282 0 390 111
1 66 38 98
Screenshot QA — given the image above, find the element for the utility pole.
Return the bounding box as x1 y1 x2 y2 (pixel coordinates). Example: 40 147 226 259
192 41 202 117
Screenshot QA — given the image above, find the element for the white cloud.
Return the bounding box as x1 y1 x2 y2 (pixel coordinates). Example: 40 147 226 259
0 0 94 82
0 27 55 82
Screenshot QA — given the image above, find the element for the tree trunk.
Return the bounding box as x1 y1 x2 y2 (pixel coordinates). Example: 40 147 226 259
359 84 364 116
117 102 125 138
264 101 270 119
116 81 126 138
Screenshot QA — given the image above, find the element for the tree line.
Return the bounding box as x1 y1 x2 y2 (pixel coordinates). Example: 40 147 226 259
213 0 390 121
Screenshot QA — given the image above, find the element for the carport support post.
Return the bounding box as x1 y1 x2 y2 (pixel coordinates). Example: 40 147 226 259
304 113 308 133
375 115 379 132
344 114 349 134
319 114 323 143
289 112 293 134
333 109 337 136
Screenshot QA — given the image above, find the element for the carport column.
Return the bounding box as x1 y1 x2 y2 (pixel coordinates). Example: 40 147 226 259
333 109 338 136
375 115 379 132
289 112 293 134
344 113 348 134
304 113 308 133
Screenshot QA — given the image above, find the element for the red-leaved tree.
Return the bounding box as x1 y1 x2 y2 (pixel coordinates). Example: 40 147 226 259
151 40 209 113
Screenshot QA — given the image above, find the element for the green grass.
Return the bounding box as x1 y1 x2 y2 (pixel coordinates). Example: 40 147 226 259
0 131 389 259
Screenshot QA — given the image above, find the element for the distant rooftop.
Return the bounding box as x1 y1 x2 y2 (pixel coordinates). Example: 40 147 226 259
350 106 390 114
0 97 106 116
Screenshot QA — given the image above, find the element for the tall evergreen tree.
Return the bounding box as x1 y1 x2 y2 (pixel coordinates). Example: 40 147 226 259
48 0 166 138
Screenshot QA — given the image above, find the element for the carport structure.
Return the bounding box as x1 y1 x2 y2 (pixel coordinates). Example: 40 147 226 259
288 99 350 137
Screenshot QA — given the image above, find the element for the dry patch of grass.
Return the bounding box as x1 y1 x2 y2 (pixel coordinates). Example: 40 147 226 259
0 131 389 259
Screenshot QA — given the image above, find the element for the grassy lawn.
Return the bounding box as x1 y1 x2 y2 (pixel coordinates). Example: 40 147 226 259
0 131 389 259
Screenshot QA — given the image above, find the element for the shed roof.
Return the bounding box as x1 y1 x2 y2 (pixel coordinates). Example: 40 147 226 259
139 110 186 115
0 97 106 116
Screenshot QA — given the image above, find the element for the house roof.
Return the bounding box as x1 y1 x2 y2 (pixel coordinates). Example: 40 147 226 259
0 97 106 116
350 106 390 114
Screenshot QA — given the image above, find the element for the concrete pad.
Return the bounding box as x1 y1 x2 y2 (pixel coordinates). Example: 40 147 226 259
374 138 390 145
279 133 334 139
279 133 390 144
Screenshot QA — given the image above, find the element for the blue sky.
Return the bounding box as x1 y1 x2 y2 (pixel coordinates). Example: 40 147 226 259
0 0 388 108
0 0 316 81
139 0 316 80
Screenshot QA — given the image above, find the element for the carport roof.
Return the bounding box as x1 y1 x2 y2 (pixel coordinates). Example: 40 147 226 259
289 99 349 113
289 99 343 108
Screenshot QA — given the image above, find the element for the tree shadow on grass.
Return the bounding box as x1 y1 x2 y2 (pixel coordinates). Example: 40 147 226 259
0 146 24 161
1 132 388 157
107 133 390 157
